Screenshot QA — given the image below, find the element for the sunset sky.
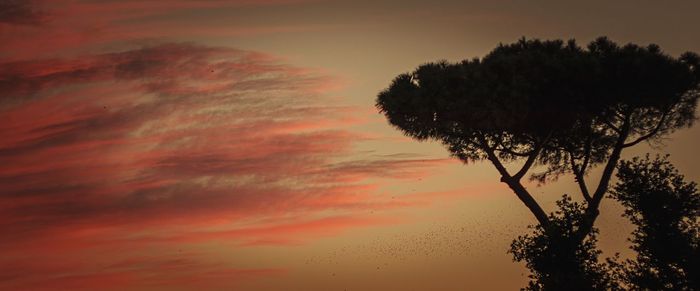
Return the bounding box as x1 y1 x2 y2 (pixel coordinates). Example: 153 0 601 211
1 1 699 290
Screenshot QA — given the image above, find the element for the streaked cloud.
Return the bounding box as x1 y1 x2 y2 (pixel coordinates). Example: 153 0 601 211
0 39 459 289
0 1 480 289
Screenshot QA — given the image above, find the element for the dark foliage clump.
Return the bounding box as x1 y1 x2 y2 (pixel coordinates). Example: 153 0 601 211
510 195 619 291
610 155 700 290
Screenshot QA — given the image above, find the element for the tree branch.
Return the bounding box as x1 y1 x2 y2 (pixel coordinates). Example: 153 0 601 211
477 134 511 178
575 115 631 241
570 156 592 203
580 137 592 175
478 134 550 226
512 132 551 181
497 147 533 157
622 111 669 148
602 118 621 133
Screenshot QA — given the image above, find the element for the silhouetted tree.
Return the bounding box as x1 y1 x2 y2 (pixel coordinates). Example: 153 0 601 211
510 195 619 291
609 155 700 290
376 37 699 242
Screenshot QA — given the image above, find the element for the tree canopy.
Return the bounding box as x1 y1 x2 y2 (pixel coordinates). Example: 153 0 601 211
377 37 699 228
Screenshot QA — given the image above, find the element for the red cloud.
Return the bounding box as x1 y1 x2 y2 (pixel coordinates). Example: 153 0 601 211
0 2 471 289
0 42 462 289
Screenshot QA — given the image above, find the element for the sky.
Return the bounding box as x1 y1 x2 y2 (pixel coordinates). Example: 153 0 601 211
1 0 699 290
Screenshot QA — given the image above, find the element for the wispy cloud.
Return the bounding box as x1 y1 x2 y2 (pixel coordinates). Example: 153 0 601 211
0 41 460 288
0 1 470 289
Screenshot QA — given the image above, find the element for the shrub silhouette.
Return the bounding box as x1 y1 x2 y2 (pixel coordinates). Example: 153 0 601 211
610 155 700 290
510 195 619 291
513 156 700 290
